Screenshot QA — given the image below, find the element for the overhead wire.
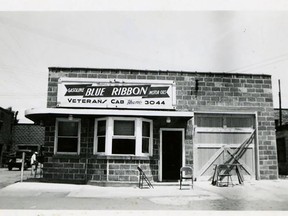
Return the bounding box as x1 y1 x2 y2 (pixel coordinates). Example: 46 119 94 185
0 14 169 69
227 53 288 73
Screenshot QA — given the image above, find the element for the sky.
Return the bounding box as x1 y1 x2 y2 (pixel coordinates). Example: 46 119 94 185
1 1 288 123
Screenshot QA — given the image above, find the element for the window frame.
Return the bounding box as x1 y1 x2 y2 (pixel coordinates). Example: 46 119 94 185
141 119 153 154
54 118 81 155
94 118 107 154
94 117 153 156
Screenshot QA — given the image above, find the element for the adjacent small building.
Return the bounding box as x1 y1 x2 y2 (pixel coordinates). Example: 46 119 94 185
274 108 288 175
13 124 45 153
0 107 16 167
25 67 278 184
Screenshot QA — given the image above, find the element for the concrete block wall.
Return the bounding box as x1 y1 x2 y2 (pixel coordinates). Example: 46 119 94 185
43 119 87 182
87 159 107 181
43 115 159 183
44 156 86 182
108 160 156 182
87 158 158 183
44 68 278 180
191 73 273 109
42 117 91 182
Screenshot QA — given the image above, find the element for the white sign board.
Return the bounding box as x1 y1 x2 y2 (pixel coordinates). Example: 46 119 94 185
57 78 176 110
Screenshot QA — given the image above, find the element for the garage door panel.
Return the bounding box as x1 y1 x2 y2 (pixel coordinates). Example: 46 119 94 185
196 146 254 180
197 148 224 177
197 148 222 168
194 113 256 181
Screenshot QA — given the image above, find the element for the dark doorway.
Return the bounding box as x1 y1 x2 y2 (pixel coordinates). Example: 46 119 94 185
162 130 183 181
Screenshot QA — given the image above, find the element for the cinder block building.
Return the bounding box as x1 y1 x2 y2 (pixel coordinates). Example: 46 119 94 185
0 107 15 167
274 108 288 175
25 67 278 184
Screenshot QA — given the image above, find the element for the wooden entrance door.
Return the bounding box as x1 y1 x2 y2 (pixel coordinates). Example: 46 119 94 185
161 130 183 181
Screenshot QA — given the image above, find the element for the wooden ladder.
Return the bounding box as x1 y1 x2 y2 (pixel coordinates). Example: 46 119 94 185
212 130 255 185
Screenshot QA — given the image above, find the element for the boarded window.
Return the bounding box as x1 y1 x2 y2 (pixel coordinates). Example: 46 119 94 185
195 114 254 145
196 116 223 127
226 117 253 128
196 114 254 128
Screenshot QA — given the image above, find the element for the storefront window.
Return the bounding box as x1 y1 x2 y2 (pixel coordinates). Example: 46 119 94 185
112 120 136 155
55 118 81 154
94 117 153 156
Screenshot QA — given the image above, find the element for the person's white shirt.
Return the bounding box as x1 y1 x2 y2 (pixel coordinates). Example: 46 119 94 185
31 152 37 165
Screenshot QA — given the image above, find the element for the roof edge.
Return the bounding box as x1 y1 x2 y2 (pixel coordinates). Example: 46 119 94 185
25 107 193 120
48 67 271 78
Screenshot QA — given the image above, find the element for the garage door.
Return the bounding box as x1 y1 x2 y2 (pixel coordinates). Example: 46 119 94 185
193 113 256 181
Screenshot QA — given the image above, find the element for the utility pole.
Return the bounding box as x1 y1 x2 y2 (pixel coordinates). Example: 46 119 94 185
279 79 282 126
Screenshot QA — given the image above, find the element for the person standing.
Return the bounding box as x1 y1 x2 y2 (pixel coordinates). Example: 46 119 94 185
31 152 38 177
